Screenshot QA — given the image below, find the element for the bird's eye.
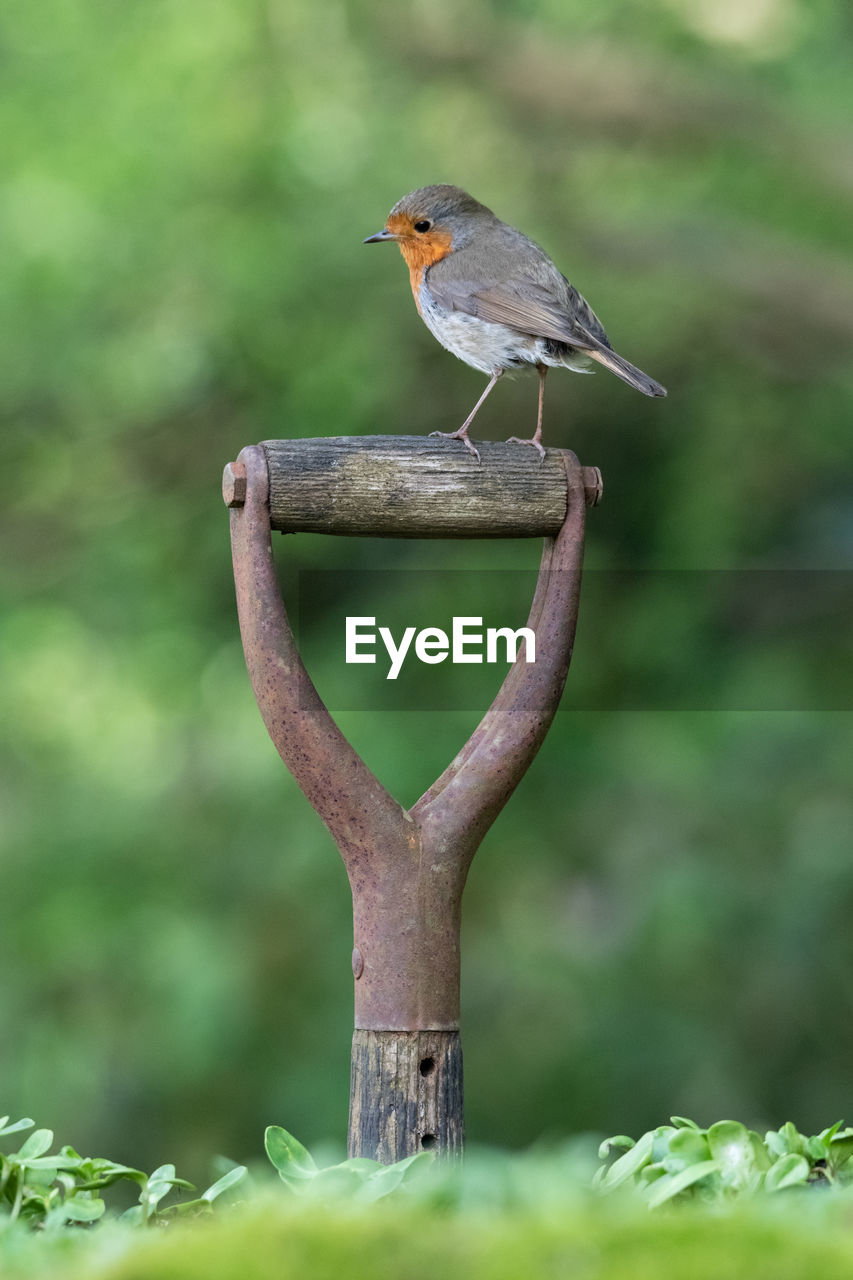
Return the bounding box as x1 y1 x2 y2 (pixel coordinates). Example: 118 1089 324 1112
413 220 431 233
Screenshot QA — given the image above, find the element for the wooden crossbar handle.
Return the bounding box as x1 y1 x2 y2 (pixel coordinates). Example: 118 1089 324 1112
222 436 602 538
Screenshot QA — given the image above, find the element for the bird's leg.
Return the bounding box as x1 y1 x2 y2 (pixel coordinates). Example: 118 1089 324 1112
507 364 547 461
430 370 503 463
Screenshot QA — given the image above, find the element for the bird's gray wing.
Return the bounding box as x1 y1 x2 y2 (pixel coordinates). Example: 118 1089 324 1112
427 273 612 351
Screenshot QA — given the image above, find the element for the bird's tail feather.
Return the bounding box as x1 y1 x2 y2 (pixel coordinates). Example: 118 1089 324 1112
587 347 667 398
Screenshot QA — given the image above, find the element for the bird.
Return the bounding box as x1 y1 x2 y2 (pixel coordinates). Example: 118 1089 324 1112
364 184 667 461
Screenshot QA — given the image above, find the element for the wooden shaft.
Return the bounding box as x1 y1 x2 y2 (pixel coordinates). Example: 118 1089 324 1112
348 1030 464 1162
262 436 601 538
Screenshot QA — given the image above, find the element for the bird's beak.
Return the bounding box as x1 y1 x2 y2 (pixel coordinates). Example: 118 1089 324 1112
363 228 397 244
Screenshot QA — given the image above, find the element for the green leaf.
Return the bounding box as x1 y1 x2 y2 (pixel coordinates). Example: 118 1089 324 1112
158 1197 213 1218
650 1126 678 1164
156 1168 245 1220
140 1165 192 1218
707 1121 769 1190
361 1151 432 1201
20 1155 81 1172
142 1181 175 1215
59 1196 106 1223
665 1128 711 1168
200 1165 247 1202
337 1158 384 1174
601 1129 654 1190
146 1164 194 1192
805 1135 828 1161
15 1129 54 1160
767 1122 810 1160
646 1159 721 1208
765 1153 810 1192
765 1130 788 1159
779 1122 806 1156
264 1126 318 1181
598 1135 634 1160
827 1132 853 1173
0 1118 35 1138
76 1161 148 1191
24 1166 57 1192
670 1117 702 1131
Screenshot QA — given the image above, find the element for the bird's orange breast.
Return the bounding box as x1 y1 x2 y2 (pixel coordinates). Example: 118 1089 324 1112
386 213 453 316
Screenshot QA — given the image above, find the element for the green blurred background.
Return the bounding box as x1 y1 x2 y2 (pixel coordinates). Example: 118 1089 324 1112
2 0 852 1178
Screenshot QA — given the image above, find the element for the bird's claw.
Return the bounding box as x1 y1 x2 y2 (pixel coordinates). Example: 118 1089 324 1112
506 435 546 463
429 429 481 465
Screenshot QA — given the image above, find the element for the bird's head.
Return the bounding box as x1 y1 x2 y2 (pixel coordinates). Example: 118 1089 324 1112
364 185 494 270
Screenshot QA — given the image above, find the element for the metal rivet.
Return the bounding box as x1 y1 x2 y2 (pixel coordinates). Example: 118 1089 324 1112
582 465 603 507
352 947 364 979
223 461 247 508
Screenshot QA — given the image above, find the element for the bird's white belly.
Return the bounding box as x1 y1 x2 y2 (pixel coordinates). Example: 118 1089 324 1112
418 282 592 377
418 285 540 375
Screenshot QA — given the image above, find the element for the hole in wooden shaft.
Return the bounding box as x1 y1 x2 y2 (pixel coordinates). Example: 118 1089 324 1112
419 1056 436 1077
421 1133 436 1149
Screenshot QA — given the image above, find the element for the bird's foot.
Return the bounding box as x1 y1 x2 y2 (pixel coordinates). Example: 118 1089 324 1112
506 435 546 463
429 428 481 464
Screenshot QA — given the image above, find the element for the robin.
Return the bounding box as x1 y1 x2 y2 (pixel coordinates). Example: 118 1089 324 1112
365 184 667 461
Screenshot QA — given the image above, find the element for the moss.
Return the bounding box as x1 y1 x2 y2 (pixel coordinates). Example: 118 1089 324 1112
6 1193 853 1280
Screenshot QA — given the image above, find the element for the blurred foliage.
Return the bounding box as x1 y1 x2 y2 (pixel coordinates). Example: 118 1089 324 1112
0 1114 247 1229
1 0 852 1180
7 1162 853 1280
6 1128 853 1280
597 1115 853 1203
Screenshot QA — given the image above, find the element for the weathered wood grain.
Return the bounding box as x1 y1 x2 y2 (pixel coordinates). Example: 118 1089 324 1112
262 436 601 538
348 1030 464 1162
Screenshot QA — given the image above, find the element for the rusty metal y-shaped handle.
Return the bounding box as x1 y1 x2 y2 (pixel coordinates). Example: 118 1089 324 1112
227 440 589 1160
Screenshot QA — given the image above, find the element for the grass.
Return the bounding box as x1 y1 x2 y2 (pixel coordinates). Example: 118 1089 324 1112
4 1183 853 1280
